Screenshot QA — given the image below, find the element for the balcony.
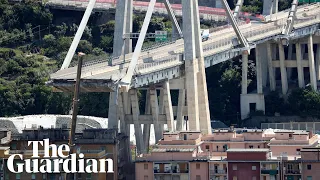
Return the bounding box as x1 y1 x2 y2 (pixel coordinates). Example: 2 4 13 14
285 170 302 175
210 169 227 174
154 168 189 174
261 169 278 175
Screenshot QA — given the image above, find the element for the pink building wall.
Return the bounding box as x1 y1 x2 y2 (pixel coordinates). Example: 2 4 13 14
243 132 263 141
147 152 195 161
293 134 309 141
228 162 261 180
135 162 153 180
302 162 320 180
275 132 291 140
269 146 304 156
163 133 179 141
301 150 320 180
189 162 209 180
179 132 202 140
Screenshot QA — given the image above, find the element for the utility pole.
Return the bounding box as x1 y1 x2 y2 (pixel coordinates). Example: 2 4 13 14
66 52 85 180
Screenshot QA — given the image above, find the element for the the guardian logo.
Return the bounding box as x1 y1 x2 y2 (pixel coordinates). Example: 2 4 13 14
7 139 114 173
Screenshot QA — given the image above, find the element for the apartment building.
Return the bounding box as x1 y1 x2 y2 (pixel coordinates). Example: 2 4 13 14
300 146 320 180
227 149 270 180
0 127 128 180
135 129 319 180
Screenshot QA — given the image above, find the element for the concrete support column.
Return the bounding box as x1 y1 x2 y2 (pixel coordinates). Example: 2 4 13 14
296 43 305 88
185 60 200 131
316 44 320 80
129 89 145 154
108 92 118 129
158 89 164 134
197 58 211 134
242 52 248 94
267 43 276 91
118 92 131 162
150 88 162 143
124 0 133 54
278 42 288 95
182 0 200 132
163 81 174 132
263 0 278 15
308 35 317 91
194 0 211 134
118 92 126 133
176 89 185 131
112 0 133 61
143 90 151 151
256 45 263 94
122 92 131 162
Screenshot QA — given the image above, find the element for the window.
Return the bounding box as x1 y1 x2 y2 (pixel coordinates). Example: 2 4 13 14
252 166 256 170
233 176 237 180
196 163 200 169
206 145 210 151
144 175 149 180
31 174 36 180
289 134 293 138
307 164 312 170
144 164 148 170
249 145 253 149
216 146 219 151
42 174 46 180
196 175 201 180
233 164 237 170
15 174 20 180
87 173 92 179
11 143 16 150
252 176 256 180
307 176 312 180
258 145 260 148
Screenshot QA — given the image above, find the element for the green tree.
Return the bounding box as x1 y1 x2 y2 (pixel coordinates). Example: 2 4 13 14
265 91 285 115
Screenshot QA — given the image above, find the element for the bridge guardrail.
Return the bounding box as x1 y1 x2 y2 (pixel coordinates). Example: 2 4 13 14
136 8 320 75
136 54 182 74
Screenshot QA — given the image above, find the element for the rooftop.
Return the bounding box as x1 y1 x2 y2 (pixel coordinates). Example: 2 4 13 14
274 130 309 134
152 148 196 153
301 147 320 152
227 148 270 153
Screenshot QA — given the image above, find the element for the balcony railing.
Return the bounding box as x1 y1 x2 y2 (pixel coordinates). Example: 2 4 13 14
154 169 189 173
210 169 226 174
261 169 278 175
286 170 302 174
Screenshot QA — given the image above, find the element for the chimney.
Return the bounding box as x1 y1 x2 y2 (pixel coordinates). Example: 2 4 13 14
309 130 313 138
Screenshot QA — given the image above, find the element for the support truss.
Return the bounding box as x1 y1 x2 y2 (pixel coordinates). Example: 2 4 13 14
281 0 298 36
163 0 183 38
221 0 249 51
60 0 97 70
233 0 243 19
119 0 157 91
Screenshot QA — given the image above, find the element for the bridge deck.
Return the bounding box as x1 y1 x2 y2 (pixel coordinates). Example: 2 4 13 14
48 3 320 92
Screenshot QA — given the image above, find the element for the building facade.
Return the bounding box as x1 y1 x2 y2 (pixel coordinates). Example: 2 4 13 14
135 129 319 180
0 127 128 180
